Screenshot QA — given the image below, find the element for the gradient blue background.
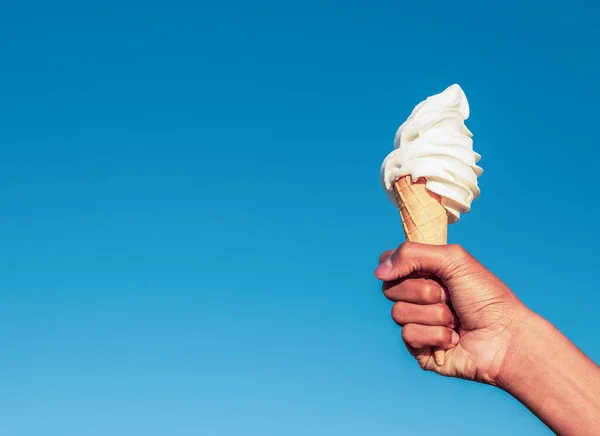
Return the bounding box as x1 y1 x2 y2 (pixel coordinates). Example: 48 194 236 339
1 1 598 435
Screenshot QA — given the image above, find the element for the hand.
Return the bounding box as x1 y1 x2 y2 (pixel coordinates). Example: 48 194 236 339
375 242 530 385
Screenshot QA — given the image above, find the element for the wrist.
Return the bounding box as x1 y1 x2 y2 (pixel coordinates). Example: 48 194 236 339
495 306 543 391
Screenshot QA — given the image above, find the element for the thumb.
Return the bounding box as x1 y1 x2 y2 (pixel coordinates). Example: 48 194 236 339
374 242 468 282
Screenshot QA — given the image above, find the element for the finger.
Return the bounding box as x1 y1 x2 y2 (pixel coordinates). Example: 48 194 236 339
378 250 395 265
374 242 473 282
383 277 447 304
391 302 456 327
402 323 460 351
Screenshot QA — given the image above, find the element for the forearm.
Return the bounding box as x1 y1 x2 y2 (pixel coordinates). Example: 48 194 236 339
499 310 600 435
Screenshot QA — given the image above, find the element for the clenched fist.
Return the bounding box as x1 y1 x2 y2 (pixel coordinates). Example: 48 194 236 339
375 242 529 385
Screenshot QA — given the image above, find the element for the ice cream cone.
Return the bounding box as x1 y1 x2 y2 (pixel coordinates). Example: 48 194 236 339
394 176 448 245
393 175 449 366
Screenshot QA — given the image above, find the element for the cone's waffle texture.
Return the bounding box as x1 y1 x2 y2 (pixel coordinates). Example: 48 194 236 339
393 176 448 245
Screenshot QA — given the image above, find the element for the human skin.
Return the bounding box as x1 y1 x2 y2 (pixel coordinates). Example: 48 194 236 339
374 243 600 435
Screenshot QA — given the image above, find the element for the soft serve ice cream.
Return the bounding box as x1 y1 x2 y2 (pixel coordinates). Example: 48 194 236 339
381 84 483 223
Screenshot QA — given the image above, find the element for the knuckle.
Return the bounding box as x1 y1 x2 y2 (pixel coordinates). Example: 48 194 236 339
447 244 467 258
391 302 407 324
401 324 416 343
434 328 448 345
400 326 410 341
433 329 444 342
421 282 439 303
397 242 411 259
434 305 452 324
447 244 474 266
445 244 475 272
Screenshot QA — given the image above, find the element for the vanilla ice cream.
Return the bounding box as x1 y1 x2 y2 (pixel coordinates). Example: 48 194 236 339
381 84 483 223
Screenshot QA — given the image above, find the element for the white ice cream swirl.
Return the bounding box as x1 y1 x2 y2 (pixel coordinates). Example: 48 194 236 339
381 84 483 223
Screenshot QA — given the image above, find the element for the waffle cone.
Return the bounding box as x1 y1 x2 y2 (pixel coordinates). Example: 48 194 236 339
393 176 449 366
393 176 448 245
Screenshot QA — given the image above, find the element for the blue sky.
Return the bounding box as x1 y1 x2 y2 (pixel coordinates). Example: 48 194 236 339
1 1 598 435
